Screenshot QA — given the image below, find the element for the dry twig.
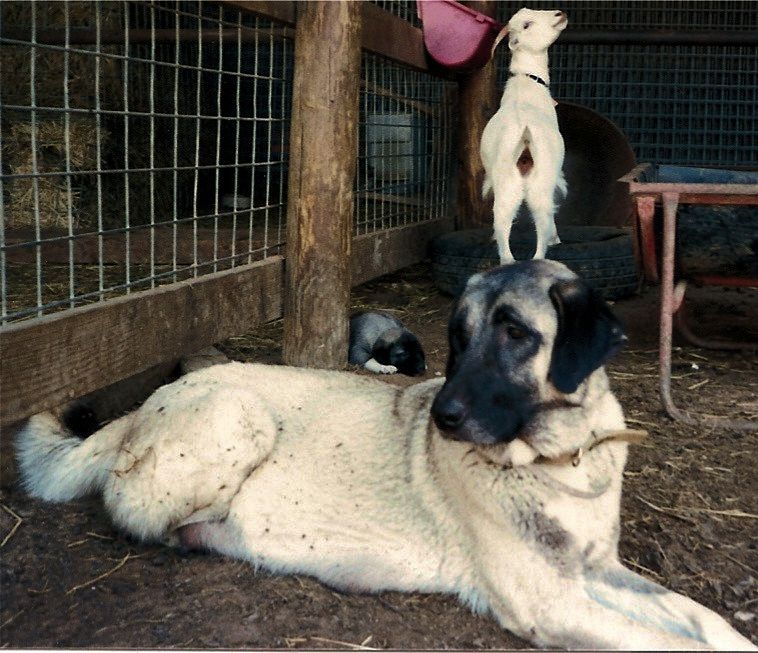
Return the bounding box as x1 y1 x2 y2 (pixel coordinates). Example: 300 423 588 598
66 552 134 595
636 496 697 525
0 503 23 548
0 610 24 630
309 636 378 650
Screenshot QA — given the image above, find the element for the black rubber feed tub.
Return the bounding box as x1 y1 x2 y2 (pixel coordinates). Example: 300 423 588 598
431 225 638 300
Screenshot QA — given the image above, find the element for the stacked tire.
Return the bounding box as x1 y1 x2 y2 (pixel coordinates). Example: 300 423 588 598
431 225 638 300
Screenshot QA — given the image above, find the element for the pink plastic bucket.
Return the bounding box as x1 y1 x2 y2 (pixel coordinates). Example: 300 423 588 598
416 0 504 71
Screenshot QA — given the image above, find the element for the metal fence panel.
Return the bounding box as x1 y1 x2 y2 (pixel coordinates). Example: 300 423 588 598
356 51 456 235
1 0 293 324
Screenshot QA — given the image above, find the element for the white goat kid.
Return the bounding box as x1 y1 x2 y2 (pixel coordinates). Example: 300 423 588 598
481 8 568 263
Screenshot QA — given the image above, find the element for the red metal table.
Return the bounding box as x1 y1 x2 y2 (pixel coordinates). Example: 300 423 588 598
620 163 758 430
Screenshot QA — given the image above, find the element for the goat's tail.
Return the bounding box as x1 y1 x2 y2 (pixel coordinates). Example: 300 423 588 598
482 174 493 200
556 171 568 197
16 411 130 502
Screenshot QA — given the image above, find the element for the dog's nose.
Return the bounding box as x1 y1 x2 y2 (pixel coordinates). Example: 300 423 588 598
555 11 565 17
432 397 467 431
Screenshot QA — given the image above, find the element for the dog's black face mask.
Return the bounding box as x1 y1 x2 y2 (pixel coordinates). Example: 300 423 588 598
430 263 626 445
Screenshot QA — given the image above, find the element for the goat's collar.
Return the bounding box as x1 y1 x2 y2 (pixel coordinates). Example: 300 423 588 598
534 428 648 467
511 72 549 89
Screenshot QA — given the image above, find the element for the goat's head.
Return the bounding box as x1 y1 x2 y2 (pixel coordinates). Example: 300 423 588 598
493 8 567 56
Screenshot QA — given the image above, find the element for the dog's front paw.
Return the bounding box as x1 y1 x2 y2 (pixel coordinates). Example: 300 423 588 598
378 364 398 374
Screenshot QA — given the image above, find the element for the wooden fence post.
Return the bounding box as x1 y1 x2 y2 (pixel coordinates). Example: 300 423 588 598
456 0 499 230
282 0 362 369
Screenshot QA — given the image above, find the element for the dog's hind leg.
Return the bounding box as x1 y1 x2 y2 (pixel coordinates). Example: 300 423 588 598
177 520 248 559
101 379 278 543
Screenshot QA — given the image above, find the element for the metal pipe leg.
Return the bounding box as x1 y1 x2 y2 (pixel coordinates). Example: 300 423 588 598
659 193 758 430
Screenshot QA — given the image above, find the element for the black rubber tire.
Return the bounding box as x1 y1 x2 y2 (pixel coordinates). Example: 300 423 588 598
430 225 639 300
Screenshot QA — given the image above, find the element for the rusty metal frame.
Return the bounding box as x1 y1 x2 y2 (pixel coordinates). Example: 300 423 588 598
621 164 758 430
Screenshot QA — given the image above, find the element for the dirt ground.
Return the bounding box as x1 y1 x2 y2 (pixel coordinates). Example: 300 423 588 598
1 262 756 650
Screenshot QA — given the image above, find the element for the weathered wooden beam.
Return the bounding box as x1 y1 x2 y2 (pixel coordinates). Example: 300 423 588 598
360 2 435 74
0 1 447 75
351 218 454 286
282 1 362 370
0 26 294 45
456 0 499 230
218 0 296 26
0 257 284 427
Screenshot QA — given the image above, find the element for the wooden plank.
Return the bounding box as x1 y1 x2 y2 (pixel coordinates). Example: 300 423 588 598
360 2 436 74
1 26 294 45
282 1 362 370
218 0 296 26
2 2 444 75
223 0 444 75
456 1 499 229
0 257 284 427
351 217 454 286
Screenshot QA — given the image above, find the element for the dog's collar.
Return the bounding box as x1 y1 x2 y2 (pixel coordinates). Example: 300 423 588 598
526 429 648 500
511 72 549 89
535 428 648 467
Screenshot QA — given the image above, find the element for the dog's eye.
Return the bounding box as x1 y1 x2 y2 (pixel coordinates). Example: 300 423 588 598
523 21 532 29
507 325 527 340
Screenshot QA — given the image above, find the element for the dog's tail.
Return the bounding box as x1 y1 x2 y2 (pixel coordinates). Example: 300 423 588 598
16 410 130 502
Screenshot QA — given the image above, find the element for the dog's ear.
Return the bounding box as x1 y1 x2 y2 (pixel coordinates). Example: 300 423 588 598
548 280 626 394
445 304 469 377
491 26 509 58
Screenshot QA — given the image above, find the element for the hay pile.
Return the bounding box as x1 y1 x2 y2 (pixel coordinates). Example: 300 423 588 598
3 117 110 229
1 1 124 110
2 1 122 229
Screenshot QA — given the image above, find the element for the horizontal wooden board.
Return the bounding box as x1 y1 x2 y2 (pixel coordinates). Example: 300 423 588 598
351 218 454 286
219 0 296 26
222 0 443 75
1 257 285 427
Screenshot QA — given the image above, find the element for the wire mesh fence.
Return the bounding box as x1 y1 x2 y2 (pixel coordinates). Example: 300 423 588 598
1 0 293 324
356 51 456 235
1 0 457 326
495 0 758 167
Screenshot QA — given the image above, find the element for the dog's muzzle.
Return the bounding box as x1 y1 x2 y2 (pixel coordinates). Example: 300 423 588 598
430 383 533 445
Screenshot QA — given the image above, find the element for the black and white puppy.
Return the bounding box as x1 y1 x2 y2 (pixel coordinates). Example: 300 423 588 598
349 311 426 376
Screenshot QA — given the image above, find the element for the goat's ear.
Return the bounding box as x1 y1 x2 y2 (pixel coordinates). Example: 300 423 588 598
548 280 626 394
491 26 509 58
508 32 520 51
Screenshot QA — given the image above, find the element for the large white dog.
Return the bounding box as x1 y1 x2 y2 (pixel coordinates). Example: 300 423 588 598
481 8 568 262
16 261 756 650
